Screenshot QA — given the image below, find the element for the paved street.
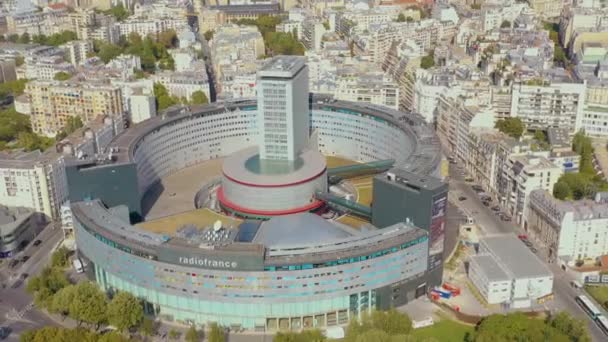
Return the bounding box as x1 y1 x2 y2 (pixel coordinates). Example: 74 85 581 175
0 225 63 340
448 163 606 341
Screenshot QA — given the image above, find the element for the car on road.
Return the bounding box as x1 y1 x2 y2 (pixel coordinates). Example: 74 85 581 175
491 206 500 211
458 196 467 201
0 327 11 340
33 239 42 246
21 255 29 262
530 247 538 254
465 177 474 182
500 215 512 222
518 234 528 240
523 240 533 247
20 273 28 280
481 196 493 202
472 185 484 192
8 259 19 268
482 201 490 207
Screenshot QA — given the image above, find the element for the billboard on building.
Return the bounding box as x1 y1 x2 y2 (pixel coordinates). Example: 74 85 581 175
429 192 447 255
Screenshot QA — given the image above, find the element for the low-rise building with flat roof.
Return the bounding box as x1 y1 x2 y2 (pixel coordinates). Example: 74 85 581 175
469 234 553 308
0 205 41 258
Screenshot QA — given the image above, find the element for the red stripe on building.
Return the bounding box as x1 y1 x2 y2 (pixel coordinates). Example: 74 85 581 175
217 187 324 216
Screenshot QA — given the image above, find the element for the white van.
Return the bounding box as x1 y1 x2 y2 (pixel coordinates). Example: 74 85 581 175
72 259 84 273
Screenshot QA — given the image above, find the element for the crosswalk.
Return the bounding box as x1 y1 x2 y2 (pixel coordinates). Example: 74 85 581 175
5 302 33 321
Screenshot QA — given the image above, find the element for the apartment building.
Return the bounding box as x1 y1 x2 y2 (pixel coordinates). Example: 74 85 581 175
528 0 563 19
61 40 92 66
510 81 587 133
528 190 608 263
0 205 42 258
334 73 399 110
0 59 17 83
26 81 124 137
22 56 75 80
152 71 211 102
117 17 189 38
502 155 562 227
0 117 122 221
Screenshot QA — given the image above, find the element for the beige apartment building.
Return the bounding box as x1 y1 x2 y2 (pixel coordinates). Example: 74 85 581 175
26 81 124 137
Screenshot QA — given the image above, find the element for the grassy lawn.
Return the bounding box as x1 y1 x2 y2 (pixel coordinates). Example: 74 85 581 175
585 285 608 310
411 318 474 342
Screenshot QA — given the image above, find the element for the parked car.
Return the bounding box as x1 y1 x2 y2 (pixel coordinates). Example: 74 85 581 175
482 201 490 207
530 247 538 254
491 206 500 211
472 185 484 192
33 240 42 247
501 215 512 222
465 177 474 182
0 326 11 340
518 234 528 240
481 196 493 202
458 196 467 201
21 255 29 263
8 260 19 269
20 273 28 280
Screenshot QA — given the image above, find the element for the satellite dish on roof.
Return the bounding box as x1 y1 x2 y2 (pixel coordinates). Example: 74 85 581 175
213 220 222 232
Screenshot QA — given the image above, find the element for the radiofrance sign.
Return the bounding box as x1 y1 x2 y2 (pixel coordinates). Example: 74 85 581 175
178 257 238 269
157 247 265 271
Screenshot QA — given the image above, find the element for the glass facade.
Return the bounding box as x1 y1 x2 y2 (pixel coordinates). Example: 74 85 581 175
75 214 429 330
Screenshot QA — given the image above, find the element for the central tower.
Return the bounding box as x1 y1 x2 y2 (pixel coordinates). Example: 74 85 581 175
218 56 327 219
257 56 309 162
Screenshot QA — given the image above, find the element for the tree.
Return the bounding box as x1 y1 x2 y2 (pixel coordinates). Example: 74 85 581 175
553 181 571 200
105 4 130 21
107 292 144 332
49 284 77 318
15 56 24 67
168 328 181 341
420 52 435 69
54 71 72 81
495 118 524 139
0 79 29 96
96 42 123 63
69 281 108 329
549 311 591 342
265 32 305 55
204 30 214 41
158 30 178 49
17 131 54 152
153 82 177 111
397 13 406 22
472 313 571 342
18 32 30 44
345 310 413 341
65 116 84 134
185 326 201 342
208 323 225 342
274 330 325 342
51 246 71 268
500 20 511 28
26 266 70 308
139 317 156 339
8 34 19 43
190 91 208 105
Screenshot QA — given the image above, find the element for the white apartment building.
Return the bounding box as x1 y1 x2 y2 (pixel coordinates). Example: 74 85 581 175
581 104 608 137
413 80 447 124
469 235 553 308
480 2 527 32
130 93 157 124
334 74 399 110
0 117 122 221
117 17 189 38
257 56 309 161
301 19 327 51
528 190 608 263
152 71 211 102
22 56 75 80
503 155 562 228
61 40 92 66
528 0 563 19
510 81 587 133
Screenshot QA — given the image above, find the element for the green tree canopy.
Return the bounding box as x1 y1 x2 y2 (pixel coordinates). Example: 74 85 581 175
70 281 108 329
169 329 181 341
397 13 407 22
18 32 30 44
54 71 72 81
26 266 71 308
139 317 156 337
500 20 511 28
472 313 571 342
420 52 435 69
274 329 325 342
8 34 19 43
345 310 412 341
208 323 225 342
0 79 29 97
15 56 24 67
548 311 591 342
158 30 178 49
204 30 214 41
154 82 178 111
107 292 144 332
495 118 524 139
190 91 208 105
185 326 201 342
105 4 130 21
553 181 571 200
573 131 595 174
266 32 305 56
51 246 71 268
